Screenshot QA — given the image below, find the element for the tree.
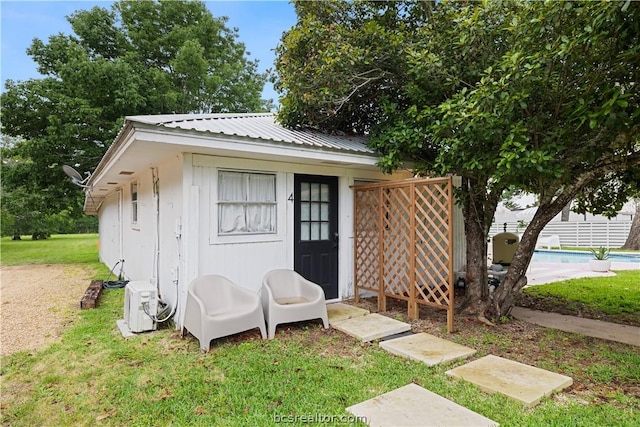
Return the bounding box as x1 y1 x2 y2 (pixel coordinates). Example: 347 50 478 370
1 0 269 237
622 200 640 249
573 169 640 249
274 0 640 320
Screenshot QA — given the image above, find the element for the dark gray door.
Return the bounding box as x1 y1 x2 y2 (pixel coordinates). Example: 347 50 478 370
294 175 339 299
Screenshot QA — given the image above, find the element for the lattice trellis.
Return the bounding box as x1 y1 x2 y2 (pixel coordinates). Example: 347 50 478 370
353 178 455 332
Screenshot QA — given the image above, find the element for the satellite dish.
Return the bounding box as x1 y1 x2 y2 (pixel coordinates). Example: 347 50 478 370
62 165 91 188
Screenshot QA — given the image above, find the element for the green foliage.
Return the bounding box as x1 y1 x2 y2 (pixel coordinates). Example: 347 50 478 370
275 0 640 315
1 0 269 237
590 246 611 260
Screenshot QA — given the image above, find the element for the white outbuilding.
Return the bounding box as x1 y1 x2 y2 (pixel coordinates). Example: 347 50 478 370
85 113 464 328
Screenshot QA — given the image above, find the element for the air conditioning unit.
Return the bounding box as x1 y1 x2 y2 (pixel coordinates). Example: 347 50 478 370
124 281 158 333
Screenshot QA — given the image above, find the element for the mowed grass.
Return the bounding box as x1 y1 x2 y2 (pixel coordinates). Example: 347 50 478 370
523 271 640 318
3 289 639 426
1 235 639 426
0 234 101 266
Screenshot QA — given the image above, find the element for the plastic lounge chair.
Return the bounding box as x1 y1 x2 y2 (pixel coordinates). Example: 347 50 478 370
536 235 561 249
261 269 329 339
181 275 266 352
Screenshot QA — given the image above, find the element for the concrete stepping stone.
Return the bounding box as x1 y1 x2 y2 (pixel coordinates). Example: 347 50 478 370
327 303 369 325
332 313 411 342
445 355 573 407
346 383 498 427
380 333 476 366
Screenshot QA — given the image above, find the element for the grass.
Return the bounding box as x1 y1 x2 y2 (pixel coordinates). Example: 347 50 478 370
0 234 101 266
521 271 640 325
1 235 639 426
3 290 639 426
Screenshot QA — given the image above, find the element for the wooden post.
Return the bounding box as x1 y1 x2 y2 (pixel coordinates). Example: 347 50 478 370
353 188 360 303
408 182 418 319
446 178 455 333
378 187 386 312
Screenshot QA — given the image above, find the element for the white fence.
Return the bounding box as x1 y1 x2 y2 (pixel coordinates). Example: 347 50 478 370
489 221 632 248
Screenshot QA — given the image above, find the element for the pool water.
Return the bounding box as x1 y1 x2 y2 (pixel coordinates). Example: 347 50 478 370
532 249 640 265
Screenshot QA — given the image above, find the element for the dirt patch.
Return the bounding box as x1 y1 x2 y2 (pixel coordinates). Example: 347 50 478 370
0 264 95 355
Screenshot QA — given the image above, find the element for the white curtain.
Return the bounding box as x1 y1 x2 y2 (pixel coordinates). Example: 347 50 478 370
218 171 276 234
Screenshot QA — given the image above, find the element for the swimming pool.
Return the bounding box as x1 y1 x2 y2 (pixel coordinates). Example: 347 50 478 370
532 249 640 265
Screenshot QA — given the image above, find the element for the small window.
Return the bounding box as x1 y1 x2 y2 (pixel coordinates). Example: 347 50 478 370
218 171 276 235
131 182 138 226
299 181 331 241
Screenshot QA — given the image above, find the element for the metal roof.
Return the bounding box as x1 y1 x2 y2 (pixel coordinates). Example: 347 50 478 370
126 113 375 155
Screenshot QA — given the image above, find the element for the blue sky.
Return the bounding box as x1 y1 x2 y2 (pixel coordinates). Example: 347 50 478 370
0 0 297 102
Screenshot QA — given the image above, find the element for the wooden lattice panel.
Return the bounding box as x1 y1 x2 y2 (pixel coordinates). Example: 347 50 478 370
382 186 412 297
354 188 380 293
414 181 451 307
354 177 455 332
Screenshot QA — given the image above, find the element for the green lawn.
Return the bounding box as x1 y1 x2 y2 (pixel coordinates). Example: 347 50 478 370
1 235 639 426
521 271 640 325
1 234 101 266
3 288 639 426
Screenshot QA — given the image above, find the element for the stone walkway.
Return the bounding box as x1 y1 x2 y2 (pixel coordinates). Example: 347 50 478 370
328 303 575 426
510 306 640 347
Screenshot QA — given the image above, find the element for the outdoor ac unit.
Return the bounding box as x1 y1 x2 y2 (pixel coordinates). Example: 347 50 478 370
124 281 158 333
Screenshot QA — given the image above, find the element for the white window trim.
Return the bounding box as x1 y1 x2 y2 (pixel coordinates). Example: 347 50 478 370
131 181 140 230
210 168 285 245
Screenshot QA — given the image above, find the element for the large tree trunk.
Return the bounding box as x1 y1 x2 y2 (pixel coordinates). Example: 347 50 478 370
458 177 500 319
461 204 490 315
622 200 640 250
491 196 574 318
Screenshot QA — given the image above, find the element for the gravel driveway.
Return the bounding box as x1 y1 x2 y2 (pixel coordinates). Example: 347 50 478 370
0 264 95 356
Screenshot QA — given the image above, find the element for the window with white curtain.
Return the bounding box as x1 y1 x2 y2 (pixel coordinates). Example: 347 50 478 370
131 181 138 226
218 171 276 235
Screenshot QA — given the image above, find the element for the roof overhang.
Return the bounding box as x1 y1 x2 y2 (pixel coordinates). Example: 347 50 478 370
84 120 385 214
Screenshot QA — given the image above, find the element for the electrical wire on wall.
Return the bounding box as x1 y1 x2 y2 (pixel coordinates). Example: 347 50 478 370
146 166 178 324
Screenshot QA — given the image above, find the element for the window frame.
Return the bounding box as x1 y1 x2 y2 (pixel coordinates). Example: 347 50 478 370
131 181 139 229
216 169 278 236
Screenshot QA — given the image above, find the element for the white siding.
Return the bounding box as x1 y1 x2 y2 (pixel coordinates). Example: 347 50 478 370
156 154 183 307
97 155 184 311
119 168 155 283
98 191 121 267
185 154 411 298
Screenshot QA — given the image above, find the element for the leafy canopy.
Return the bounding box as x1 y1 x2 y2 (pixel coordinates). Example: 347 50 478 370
274 0 640 316
1 0 269 238
275 0 639 201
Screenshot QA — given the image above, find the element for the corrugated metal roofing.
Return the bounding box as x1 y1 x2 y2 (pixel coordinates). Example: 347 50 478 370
126 113 375 155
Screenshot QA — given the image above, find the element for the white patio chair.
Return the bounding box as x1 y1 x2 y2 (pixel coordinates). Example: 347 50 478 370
261 269 329 339
181 275 266 352
536 235 561 249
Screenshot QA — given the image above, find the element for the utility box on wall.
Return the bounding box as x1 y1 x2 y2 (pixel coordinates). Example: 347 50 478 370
492 232 519 265
124 281 158 333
